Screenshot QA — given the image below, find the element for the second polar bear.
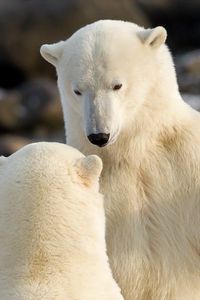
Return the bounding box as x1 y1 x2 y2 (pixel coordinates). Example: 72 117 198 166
41 20 200 299
0 142 123 300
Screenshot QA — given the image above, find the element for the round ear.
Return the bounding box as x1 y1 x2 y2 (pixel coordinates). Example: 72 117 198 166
75 155 103 187
40 41 65 66
0 156 6 166
138 26 167 49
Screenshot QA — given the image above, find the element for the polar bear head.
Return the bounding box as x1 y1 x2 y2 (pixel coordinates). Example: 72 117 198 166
0 142 103 192
40 20 172 148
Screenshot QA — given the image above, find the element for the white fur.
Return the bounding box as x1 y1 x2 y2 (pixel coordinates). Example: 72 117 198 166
41 20 200 300
0 142 123 300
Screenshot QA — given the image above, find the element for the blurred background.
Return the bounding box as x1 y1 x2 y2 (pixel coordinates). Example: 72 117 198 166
0 0 200 156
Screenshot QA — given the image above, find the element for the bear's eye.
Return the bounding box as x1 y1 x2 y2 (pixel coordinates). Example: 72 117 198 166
74 89 82 96
113 84 122 91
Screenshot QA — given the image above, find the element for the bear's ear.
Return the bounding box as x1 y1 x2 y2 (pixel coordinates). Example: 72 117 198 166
138 26 167 49
40 41 65 66
0 156 6 166
75 155 103 187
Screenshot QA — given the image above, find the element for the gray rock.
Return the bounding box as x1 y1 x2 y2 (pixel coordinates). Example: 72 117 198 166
136 0 200 51
0 90 22 129
0 0 150 81
19 78 63 129
176 50 200 74
175 50 200 94
137 0 200 10
0 135 31 156
182 93 200 111
0 78 63 130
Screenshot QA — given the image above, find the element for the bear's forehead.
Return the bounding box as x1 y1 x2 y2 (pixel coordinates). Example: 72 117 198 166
65 21 141 62
75 20 140 39
62 22 142 84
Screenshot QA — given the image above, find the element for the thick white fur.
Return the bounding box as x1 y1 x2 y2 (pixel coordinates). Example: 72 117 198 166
0 142 123 300
41 20 200 300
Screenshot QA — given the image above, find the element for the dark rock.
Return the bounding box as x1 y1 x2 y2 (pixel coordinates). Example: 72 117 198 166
19 78 63 129
137 0 200 11
0 90 22 130
176 50 200 74
0 78 63 130
136 0 200 51
0 135 31 156
175 50 200 94
0 0 150 84
0 57 26 89
32 127 65 143
0 129 65 156
177 75 200 94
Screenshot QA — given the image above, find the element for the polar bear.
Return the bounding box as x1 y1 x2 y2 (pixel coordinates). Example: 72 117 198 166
41 20 200 300
0 142 123 300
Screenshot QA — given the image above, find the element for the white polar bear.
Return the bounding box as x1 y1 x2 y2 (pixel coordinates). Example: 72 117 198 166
0 142 123 300
41 20 200 300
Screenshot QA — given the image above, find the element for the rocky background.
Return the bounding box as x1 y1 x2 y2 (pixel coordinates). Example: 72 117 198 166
0 0 200 156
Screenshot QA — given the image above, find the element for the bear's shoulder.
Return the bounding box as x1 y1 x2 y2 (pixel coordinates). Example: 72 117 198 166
154 116 200 183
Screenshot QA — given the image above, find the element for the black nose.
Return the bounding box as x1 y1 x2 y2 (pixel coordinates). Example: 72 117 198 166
87 133 110 147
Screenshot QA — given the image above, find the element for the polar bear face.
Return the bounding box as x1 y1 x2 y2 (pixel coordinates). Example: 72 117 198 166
41 20 167 147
